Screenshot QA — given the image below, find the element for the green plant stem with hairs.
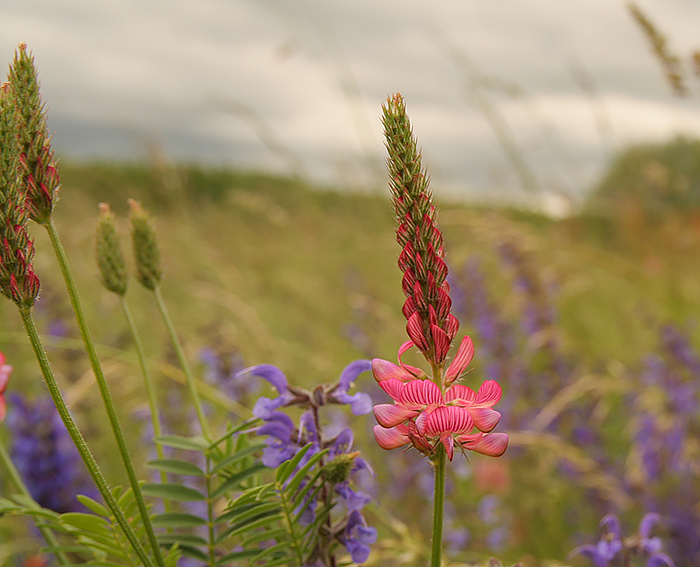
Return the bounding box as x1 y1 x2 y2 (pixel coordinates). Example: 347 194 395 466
16 306 156 567
120 296 168 486
0 440 69 565
430 445 446 567
153 285 212 439
42 219 166 567
430 361 446 567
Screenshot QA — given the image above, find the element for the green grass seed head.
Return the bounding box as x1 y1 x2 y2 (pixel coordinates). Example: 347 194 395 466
95 202 128 296
128 198 162 290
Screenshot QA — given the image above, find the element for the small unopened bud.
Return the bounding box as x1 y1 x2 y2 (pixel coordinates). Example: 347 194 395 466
95 203 128 295
321 452 360 486
128 199 162 290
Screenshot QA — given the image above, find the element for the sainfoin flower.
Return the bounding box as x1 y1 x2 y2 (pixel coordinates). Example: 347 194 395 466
0 351 12 422
372 336 508 461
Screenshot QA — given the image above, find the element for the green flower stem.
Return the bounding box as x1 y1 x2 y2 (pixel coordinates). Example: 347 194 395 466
43 220 165 567
430 444 446 567
17 306 155 567
431 360 446 567
153 285 211 439
0 440 69 565
120 297 167 485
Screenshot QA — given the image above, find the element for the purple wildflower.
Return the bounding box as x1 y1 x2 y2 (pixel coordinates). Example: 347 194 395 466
342 510 377 564
570 515 622 567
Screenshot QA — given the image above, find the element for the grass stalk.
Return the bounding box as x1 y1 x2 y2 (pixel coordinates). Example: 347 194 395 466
43 219 166 567
153 285 212 439
120 297 168 485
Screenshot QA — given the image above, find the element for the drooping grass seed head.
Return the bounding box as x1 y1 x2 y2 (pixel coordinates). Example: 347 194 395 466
7 43 60 224
0 81 40 308
95 203 128 296
382 93 458 366
128 199 162 290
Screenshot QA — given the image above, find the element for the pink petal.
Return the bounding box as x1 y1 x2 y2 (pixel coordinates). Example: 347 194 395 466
441 433 455 461
406 312 430 352
397 341 427 378
378 378 404 402
373 404 419 428
372 359 415 382
444 384 476 405
399 379 443 407
373 424 410 450
457 432 509 457
430 324 451 363
0 397 5 423
472 380 502 408
423 406 473 436
470 407 501 433
444 336 475 384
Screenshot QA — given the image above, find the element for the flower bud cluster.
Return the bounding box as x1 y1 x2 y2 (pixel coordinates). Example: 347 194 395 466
382 93 458 365
7 43 59 225
0 82 39 308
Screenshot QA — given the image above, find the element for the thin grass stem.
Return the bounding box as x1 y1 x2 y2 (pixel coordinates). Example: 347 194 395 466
120 297 168 485
153 285 212 439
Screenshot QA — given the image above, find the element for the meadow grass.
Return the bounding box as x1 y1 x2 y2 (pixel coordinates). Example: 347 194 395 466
2 162 699 565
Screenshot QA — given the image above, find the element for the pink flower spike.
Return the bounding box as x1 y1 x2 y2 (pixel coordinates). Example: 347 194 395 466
397 341 427 378
457 432 509 457
444 336 475 385
373 404 419 428
371 358 415 383
470 407 502 433
373 424 410 450
472 380 502 408
399 379 443 407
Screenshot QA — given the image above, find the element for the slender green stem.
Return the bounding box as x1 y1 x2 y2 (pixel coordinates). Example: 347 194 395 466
430 444 446 567
153 285 211 439
0 440 69 565
205 455 217 567
17 307 155 567
43 220 165 567
120 298 168 484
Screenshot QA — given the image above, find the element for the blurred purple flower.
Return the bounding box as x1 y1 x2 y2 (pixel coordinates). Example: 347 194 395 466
6 394 98 513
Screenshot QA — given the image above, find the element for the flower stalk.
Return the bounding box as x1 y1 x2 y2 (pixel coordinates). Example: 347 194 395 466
129 198 212 439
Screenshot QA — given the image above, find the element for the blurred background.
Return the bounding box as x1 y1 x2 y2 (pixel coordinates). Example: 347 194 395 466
3 0 700 206
2 1 700 566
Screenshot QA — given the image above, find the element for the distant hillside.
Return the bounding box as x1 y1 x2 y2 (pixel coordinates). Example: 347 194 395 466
587 136 700 215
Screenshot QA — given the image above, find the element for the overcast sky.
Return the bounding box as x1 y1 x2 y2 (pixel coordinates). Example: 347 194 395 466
3 0 700 204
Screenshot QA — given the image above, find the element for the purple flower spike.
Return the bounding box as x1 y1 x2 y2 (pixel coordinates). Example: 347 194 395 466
331 360 372 415
343 510 377 564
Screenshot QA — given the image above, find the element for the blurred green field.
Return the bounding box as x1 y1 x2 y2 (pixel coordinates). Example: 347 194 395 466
2 161 700 565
